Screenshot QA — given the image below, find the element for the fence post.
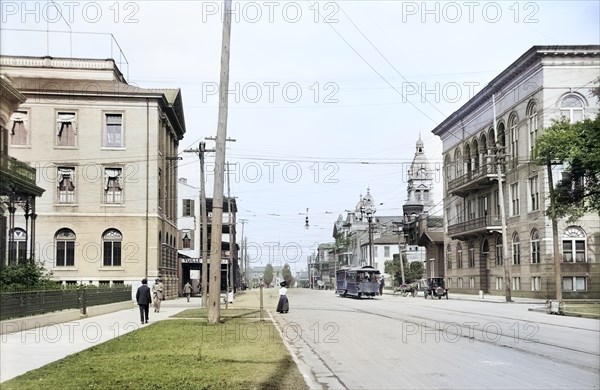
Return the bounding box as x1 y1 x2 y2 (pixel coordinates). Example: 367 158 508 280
80 284 87 315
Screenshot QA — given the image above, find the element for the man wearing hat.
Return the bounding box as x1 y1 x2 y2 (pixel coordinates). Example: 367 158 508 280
276 281 289 313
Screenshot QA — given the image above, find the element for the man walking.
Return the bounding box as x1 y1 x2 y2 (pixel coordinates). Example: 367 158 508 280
183 281 192 302
153 278 164 313
136 278 152 324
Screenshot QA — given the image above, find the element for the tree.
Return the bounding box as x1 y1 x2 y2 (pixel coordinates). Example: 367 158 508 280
385 255 425 285
281 263 295 287
0 262 55 289
263 264 274 287
535 115 600 221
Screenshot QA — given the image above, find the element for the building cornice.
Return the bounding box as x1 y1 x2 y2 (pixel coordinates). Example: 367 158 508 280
432 45 600 137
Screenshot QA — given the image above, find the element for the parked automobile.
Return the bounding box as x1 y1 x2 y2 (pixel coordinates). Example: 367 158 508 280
423 277 448 299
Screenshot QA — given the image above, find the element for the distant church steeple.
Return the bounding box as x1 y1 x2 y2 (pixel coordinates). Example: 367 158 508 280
403 136 434 218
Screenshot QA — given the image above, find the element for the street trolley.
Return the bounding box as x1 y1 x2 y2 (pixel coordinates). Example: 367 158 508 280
335 266 381 298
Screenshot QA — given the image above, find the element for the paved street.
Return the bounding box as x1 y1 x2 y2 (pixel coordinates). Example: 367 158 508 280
2 289 598 389
272 289 600 390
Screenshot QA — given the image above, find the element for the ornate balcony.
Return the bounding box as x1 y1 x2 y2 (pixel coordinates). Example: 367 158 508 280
447 215 502 240
447 162 501 197
0 155 44 197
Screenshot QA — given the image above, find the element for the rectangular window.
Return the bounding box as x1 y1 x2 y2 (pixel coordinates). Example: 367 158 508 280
562 277 586 292
56 241 75 266
57 167 76 204
104 168 123 204
56 112 77 147
374 246 378 257
468 246 475 268
181 230 194 250
531 276 541 291
495 243 503 266
104 113 123 147
456 204 463 223
512 277 521 291
512 242 521 265
494 190 500 217
478 195 489 218
469 277 475 289
183 199 195 217
384 246 390 257
457 250 463 268
496 277 504 290
10 110 28 145
510 183 520 216
529 176 539 211
458 278 463 289
468 199 476 220
103 241 122 266
531 239 540 264
563 240 586 262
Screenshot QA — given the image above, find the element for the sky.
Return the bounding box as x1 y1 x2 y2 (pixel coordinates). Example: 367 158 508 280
1 0 599 271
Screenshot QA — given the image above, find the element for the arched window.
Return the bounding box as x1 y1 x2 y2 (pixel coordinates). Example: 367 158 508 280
9 228 27 264
509 113 519 168
560 94 585 123
495 236 503 266
468 241 475 268
531 229 540 264
512 232 521 265
563 226 586 262
444 154 452 184
527 101 538 156
55 228 76 267
103 229 122 266
446 243 452 270
454 148 463 178
471 139 480 172
456 243 463 268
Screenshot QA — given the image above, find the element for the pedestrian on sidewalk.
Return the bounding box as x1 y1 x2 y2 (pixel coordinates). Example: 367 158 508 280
136 278 152 324
276 281 289 313
379 276 385 296
153 278 164 313
183 281 192 302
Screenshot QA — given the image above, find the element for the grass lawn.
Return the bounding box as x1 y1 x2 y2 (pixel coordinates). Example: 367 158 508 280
172 308 267 320
564 303 600 319
3 319 309 390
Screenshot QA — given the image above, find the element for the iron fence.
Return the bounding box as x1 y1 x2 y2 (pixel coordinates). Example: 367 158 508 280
0 285 132 321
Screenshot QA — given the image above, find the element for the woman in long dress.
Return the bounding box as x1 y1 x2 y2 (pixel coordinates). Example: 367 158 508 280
276 281 289 313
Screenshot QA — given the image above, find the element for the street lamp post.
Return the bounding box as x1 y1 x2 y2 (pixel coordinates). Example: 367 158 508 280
366 208 374 268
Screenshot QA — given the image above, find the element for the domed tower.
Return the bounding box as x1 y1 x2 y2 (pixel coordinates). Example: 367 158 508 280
355 188 376 221
403 136 434 218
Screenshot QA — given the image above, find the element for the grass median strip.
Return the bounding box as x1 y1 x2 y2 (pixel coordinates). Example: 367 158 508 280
3 319 309 390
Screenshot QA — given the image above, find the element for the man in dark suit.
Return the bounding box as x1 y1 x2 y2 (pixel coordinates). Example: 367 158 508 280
136 278 152 324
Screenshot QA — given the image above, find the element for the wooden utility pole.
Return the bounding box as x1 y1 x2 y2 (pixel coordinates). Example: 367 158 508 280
183 141 214 308
493 95 512 302
208 0 233 324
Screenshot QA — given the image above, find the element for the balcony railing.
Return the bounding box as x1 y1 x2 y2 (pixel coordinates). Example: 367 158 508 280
448 215 502 238
447 162 499 196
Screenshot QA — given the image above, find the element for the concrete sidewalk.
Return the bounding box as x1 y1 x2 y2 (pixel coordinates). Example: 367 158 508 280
385 288 548 304
0 298 199 383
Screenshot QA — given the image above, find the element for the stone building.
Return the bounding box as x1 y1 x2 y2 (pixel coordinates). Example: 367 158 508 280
1 74 45 265
432 45 599 298
3 55 186 298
